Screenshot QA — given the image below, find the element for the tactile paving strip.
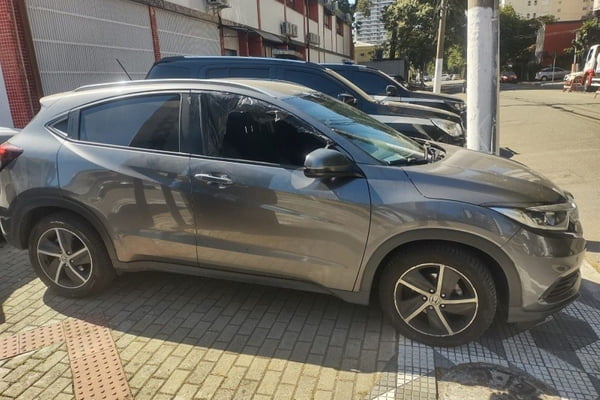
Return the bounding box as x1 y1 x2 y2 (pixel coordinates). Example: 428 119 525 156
63 319 133 400
19 322 65 353
0 322 65 360
63 318 114 359
71 345 132 400
0 333 19 360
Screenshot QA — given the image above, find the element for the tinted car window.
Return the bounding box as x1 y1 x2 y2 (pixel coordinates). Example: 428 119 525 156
79 94 180 152
201 92 325 166
282 69 346 98
50 118 69 136
205 67 269 79
352 70 393 96
147 64 196 79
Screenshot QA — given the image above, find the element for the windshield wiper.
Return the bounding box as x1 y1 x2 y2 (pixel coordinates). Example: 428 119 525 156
388 157 429 166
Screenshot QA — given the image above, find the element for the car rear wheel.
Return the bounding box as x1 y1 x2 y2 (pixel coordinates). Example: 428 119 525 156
379 244 497 346
28 213 115 297
541 76 548 81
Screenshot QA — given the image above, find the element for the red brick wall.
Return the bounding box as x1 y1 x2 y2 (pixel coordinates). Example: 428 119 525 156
0 0 41 128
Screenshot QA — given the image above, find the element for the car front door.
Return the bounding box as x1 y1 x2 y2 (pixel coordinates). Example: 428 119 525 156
187 91 371 291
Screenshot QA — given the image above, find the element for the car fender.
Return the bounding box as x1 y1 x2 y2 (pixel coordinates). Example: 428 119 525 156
6 188 118 262
355 228 522 307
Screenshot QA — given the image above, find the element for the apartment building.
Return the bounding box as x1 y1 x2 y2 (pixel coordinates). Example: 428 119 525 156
0 0 353 128
354 0 394 45
500 0 594 21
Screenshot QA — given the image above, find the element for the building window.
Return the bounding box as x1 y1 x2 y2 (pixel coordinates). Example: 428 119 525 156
533 12 536 17
527 13 530 18
336 17 343 36
527 0 531 5
308 0 318 21
324 14 331 29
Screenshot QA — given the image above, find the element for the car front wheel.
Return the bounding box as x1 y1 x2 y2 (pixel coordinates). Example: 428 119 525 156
28 212 115 297
541 76 548 81
379 244 497 347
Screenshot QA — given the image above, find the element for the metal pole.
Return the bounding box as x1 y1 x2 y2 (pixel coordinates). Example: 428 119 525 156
467 0 500 154
552 51 556 82
433 0 448 94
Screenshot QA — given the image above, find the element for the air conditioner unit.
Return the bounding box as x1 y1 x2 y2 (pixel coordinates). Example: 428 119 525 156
281 21 299 37
307 32 320 45
207 0 230 8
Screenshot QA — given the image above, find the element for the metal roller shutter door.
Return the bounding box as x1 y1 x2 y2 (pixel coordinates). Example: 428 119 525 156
25 0 155 95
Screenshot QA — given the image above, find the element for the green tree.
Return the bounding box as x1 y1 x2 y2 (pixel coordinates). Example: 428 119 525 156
565 18 600 63
382 0 466 76
446 44 464 74
499 6 541 69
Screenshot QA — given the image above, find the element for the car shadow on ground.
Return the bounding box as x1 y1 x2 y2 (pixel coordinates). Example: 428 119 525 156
41 268 398 375
0 242 37 326
434 277 600 399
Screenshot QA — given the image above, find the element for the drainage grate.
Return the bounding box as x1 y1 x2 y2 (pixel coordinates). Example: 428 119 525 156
64 319 132 400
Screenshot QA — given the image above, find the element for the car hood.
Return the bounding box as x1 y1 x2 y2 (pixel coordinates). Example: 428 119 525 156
410 91 464 104
403 146 566 206
377 100 461 123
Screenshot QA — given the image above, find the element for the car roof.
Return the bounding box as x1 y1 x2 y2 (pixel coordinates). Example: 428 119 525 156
322 63 377 72
37 78 318 118
154 56 326 71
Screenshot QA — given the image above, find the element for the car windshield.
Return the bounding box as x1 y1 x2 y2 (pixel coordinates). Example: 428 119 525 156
283 91 426 165
323 68 374 102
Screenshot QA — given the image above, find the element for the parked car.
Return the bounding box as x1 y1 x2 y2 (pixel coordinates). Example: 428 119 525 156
322 63 466 119
535 67 570 81
0 127 19 144
0 79 584 346
147 56 465 146
500 71 518 83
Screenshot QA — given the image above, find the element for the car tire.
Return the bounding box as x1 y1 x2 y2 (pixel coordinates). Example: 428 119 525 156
28 212 115 298
541 76 548 81
378 243 497 347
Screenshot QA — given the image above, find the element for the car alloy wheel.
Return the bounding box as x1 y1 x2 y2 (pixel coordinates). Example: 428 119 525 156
36 227 93 289
393 263 478 337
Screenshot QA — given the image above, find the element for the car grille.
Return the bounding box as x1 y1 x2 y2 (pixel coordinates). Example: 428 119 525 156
543 270 580 303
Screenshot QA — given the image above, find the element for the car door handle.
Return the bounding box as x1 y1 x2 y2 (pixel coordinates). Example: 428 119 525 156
194 173 233 186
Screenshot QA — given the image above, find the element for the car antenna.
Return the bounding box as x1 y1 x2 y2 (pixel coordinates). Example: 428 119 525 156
116 58 132 80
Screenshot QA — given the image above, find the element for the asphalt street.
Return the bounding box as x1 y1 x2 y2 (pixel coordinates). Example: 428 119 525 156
497 86 600 271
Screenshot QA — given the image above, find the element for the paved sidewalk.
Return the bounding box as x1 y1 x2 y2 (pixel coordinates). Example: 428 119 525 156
0 242 398 400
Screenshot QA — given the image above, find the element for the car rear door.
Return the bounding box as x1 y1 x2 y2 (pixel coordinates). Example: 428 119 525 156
187 91 371 291
58 91 196 265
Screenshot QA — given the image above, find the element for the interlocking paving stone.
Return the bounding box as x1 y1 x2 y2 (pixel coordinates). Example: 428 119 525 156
2 242 600 399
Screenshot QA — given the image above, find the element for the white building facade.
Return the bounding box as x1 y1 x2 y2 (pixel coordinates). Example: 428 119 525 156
0 0 353 127
500 0 594 21
354 0 394 45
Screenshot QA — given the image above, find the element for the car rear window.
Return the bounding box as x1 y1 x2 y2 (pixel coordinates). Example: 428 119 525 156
147 64 195 79
79 94 180 152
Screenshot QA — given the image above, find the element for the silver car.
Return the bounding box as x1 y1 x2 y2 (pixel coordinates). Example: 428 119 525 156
0 79 585 346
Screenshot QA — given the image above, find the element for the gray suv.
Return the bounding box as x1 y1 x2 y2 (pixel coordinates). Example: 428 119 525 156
0 79 584 346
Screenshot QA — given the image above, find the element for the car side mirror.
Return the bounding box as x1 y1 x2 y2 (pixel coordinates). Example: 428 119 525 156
304 148 358 178
385 85 398 96
337 93 358 107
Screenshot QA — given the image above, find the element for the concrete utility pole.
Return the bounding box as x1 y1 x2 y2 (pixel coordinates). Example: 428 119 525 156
433 0 448 94
467 0 500 154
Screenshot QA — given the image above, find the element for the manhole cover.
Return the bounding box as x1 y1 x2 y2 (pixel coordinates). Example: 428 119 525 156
437 363 560 400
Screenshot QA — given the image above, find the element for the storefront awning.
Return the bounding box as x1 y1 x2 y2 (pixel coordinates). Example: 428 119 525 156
224 25 285 44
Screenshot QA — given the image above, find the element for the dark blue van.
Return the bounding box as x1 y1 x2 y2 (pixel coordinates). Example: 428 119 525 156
147 57 465 146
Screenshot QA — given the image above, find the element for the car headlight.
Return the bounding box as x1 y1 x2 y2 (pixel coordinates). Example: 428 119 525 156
431 118 463 137
450 102 466 112
491 201 577 231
